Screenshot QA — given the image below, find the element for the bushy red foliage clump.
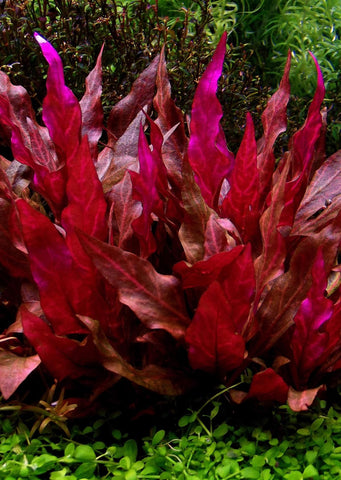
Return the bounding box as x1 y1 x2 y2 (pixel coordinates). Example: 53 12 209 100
0 33 340 412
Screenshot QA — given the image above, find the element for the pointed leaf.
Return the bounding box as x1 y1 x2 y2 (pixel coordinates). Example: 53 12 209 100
188 33 234 208
34 33 82 161
77 230 190 339
279 54 326 228
178 158 213 263
106 55 159 143
254 159 290 298
257 51 291 196
221 112 260 242
80 44 104 161
107 171 142 251
129 124 162 257
154 47 187 190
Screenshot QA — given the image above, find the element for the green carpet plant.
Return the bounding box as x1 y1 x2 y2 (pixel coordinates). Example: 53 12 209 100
1 392 341 479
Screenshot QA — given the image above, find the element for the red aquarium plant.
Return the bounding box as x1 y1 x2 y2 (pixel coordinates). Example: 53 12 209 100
0 31 340 411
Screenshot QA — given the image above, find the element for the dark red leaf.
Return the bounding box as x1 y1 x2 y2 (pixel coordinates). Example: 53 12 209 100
22 307 101 381
287 250 332 388
78 315 195 395
77 230 190 339
61 135 107 241
173 246 243 289
279 54 326 228
16 199 88 335
257 51 291 197
185 245 256 374
107 171 142 251
178 158 213 263
254 160 289 299
203 213 238 259
185 281 246 374
153 47 188 191
80 44 104 162
0 170 30 277
240 369 289 404
106 55 159 143
292 151 341 236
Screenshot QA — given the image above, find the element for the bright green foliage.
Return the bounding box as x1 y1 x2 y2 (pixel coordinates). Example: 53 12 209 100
1 394 341 479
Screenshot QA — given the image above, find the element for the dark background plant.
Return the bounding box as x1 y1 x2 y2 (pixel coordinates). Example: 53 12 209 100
0 0 271 156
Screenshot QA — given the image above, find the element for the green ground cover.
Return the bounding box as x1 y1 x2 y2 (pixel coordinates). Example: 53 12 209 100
1 389 341 479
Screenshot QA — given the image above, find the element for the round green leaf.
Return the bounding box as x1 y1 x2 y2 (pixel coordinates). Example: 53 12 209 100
74 445 96 462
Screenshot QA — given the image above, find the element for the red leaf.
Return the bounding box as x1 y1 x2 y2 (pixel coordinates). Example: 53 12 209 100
21 308 100 381
185 245 256 374
221 112 260 243
173 246 243 289
203 213 238 259
0 349 41 399
279 54 326 228
77 230 190 339
130 124 163 257
80 44 104 162
257 51 291 197
16 199 88 335
0 74 67 218
186 281 246 374
178 159 213 263
61 135 107 241
0 170 30 277
288 250 333 388
34 33 82 162
153 47 188 190
106 55 159 143
292 151 341 236
253 236 332 355
79 315 196 395
254 159 290 298
107 171 142 251
243 369 289 404
188 33 234 209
